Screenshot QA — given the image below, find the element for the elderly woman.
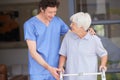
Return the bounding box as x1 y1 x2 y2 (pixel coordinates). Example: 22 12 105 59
58 12 108 80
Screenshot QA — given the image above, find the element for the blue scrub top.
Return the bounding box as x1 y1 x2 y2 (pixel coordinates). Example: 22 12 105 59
24 16 69 75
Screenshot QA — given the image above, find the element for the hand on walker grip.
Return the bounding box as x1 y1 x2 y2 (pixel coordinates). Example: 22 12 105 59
99 65 107 72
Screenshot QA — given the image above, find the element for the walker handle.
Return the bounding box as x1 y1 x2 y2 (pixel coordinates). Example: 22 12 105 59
60 71 63 80
101 68 106 80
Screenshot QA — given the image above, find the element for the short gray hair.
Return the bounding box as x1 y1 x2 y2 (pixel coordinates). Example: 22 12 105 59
70 12 91 30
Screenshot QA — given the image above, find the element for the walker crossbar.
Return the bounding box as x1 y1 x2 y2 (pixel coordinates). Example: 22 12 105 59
60 69 106 80
62 72 102 76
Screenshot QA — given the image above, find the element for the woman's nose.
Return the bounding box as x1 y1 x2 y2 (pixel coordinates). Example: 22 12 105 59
70 23 72 27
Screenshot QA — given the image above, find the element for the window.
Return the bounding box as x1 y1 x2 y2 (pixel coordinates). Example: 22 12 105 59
0 2 39 48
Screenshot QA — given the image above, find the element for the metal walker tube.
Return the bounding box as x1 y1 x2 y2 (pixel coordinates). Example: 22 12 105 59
60 69 106 80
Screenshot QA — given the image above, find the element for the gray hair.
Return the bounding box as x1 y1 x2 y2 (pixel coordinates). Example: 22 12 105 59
70 12 91 30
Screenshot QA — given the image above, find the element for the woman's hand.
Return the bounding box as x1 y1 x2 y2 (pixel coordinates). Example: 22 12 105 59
99 65 107 72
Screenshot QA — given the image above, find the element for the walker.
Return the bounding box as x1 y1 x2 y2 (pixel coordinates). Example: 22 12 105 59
60 69 106 80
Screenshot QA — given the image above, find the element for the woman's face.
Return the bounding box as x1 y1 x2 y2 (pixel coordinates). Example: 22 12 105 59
70 22 80 32
70 22 86 34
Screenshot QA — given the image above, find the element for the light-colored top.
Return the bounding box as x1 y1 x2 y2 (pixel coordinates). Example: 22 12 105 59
59 32 107 80
24 16 69 75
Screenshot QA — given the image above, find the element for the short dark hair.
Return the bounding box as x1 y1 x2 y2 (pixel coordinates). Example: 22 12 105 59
39 0 60 12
